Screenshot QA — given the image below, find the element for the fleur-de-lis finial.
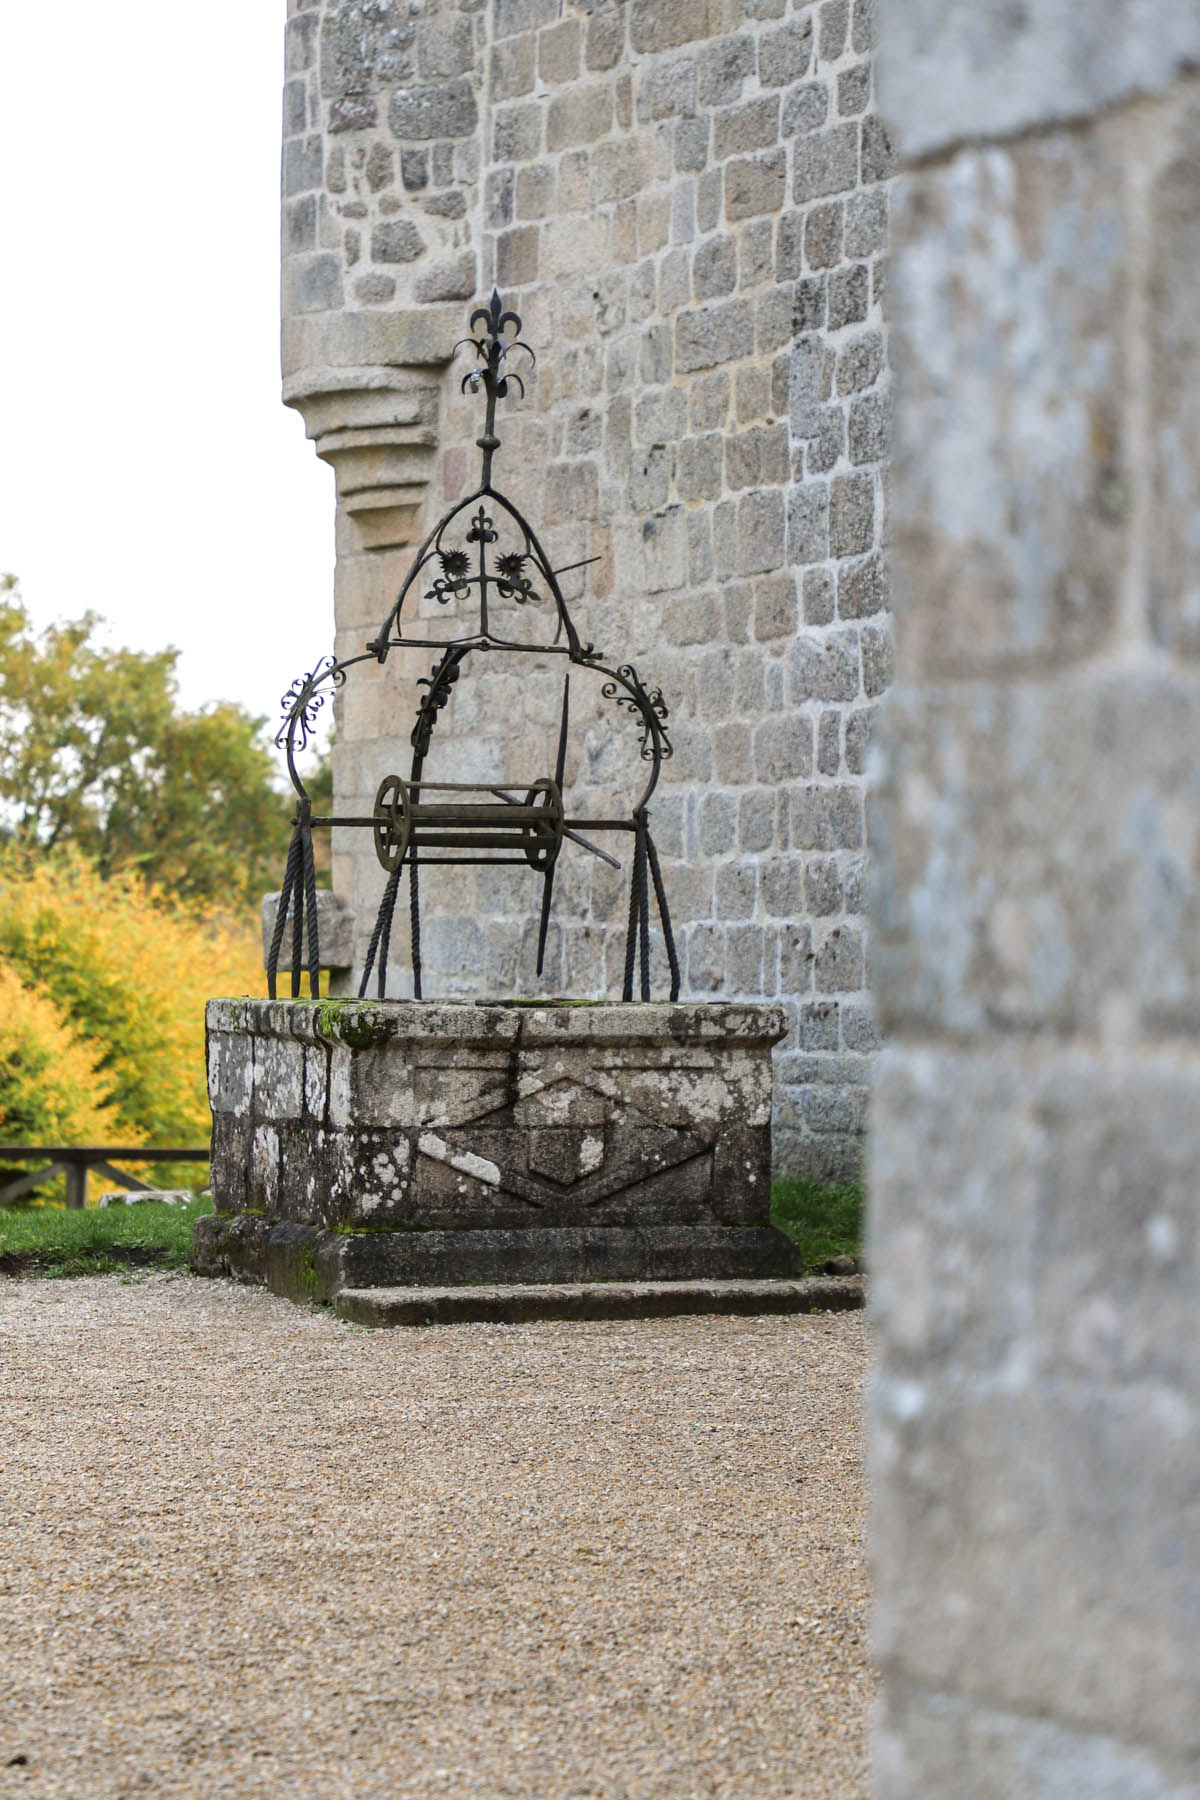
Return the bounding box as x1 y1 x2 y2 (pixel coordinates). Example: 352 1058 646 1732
453 291 536 487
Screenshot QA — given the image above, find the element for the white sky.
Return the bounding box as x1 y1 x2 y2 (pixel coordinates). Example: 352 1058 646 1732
0 0 335 725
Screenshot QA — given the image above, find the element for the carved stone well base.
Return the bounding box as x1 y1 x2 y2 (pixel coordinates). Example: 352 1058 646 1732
191 998 805 1311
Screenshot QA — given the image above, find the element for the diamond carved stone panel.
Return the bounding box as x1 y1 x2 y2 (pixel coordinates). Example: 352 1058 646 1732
527 1126 608 1186
204 998 792 1284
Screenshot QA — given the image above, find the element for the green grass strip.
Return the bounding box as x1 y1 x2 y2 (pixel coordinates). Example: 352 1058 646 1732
3 1181 861 1282
770 1176 863 1270
0 1196 214 1279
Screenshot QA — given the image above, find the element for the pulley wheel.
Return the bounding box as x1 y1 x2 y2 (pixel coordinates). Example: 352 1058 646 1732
520 777 564 873
373 774 412 873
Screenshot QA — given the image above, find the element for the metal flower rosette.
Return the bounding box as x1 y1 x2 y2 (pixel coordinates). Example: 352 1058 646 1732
270 292 679 1004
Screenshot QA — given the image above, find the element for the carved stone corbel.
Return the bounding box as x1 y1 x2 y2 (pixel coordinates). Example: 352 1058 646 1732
283 367 438 552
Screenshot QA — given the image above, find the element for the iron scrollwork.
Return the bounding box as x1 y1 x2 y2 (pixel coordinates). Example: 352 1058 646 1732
411 648 464 760
265 291 679 1007
601 665 673 763
276 655 343 755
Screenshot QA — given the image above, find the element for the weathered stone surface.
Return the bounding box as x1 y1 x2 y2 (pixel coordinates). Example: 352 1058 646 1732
370 220 424 263
332 1224 800 1287
794 122 859 202
871 1046 1200 1384
201 998 789 1292
868 1047 1035 1378
387 78 478 142
871 670 1200 1038
875 1679 1200 1800
873 20 1200 1793
630 0 728 57
888 124 1131 676
283 135 323 197
878 0 1200 159
320 4 415 98
286 253 343 315
872 1366 1200 1755
261 888 355 971
190 1213 808 1297
1149 95 1200 658
335 1274 861 1327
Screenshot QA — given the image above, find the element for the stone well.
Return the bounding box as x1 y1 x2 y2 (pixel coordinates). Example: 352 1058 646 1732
192 996 800 1303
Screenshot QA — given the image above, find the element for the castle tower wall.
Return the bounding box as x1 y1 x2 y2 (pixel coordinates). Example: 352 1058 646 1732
281 0 892 1180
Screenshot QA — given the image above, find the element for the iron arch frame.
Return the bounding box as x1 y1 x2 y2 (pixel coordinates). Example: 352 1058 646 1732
267 293 679 1006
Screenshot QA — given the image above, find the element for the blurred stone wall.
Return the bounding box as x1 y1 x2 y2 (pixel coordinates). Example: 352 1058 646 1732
870 2 1200 1792
280 0 893 1181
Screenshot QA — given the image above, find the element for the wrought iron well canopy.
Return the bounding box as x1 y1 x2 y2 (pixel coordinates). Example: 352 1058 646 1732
269 292 679 1005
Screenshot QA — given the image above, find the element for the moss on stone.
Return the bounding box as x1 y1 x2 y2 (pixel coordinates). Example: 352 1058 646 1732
333 1221 417 1235
314 1000 394 1049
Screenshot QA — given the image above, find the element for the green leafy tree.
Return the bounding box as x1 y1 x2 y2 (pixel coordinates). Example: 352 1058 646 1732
0 576 293 904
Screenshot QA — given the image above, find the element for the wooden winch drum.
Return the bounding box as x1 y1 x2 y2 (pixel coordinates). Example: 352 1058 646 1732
372 776 564 873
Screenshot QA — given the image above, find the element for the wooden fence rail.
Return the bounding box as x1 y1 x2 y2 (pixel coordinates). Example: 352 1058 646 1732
0 1146 211 1210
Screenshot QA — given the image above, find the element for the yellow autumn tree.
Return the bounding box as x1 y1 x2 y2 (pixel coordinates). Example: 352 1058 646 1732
0 850 264 1192
0 961 130 1205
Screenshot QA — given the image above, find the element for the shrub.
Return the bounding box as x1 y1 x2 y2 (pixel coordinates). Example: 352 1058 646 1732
0 961 129 1205
0 850 263 1191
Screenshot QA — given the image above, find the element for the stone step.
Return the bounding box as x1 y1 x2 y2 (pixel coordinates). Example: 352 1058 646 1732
334 1275 865 1328
191 1215 811 1304
330 1223 802 1289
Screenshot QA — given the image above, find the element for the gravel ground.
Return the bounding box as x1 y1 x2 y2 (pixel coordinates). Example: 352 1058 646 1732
0 1272 871 1799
